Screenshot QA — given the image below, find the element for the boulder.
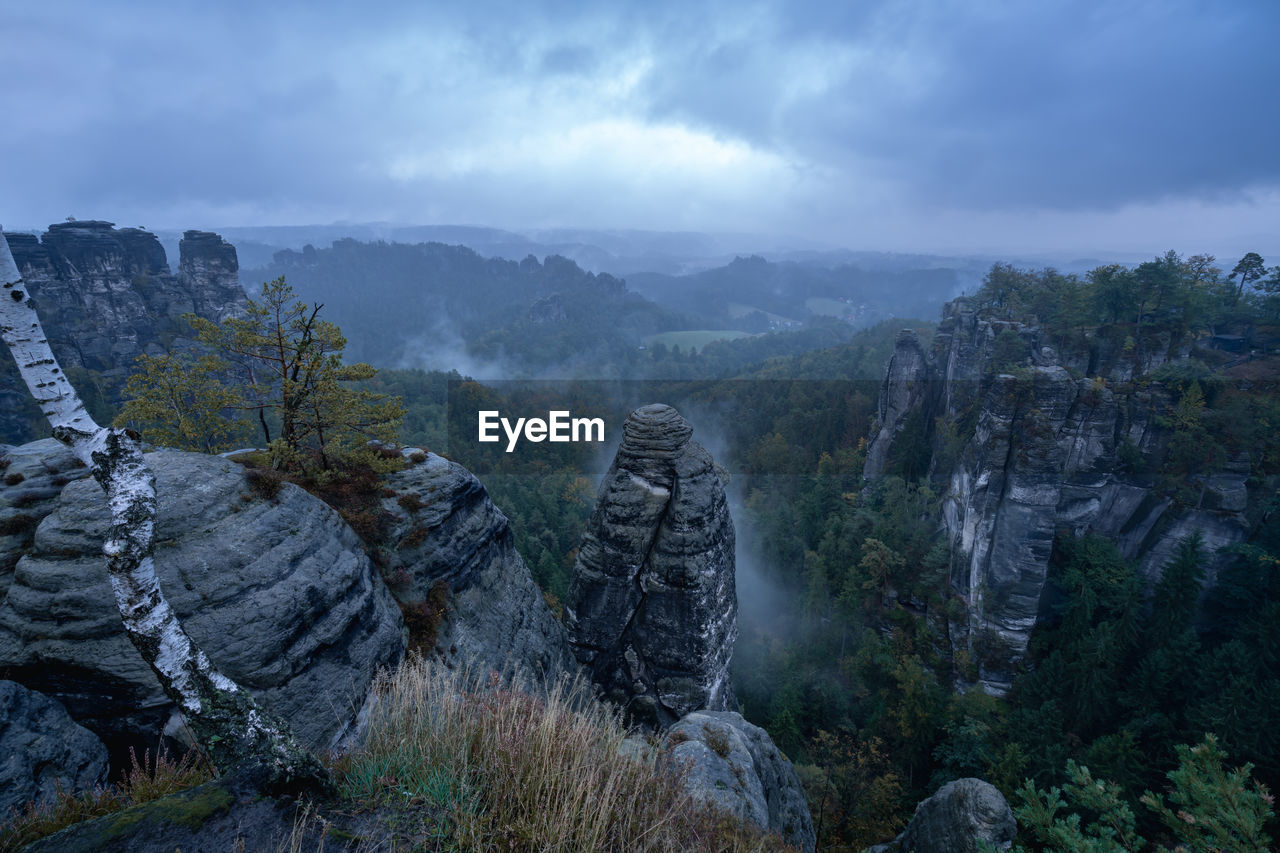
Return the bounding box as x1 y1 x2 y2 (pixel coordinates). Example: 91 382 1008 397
0 680 109 815
0 450 405 756
866 778 1015 853
664 710 816 853
565 404 737 726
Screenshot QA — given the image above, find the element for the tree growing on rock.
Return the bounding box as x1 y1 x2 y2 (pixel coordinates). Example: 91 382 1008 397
119 275 403 475
0 228 326 792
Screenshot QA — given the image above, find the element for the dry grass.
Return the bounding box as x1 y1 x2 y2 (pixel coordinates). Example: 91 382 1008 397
335 657 793 852
0 746 213 852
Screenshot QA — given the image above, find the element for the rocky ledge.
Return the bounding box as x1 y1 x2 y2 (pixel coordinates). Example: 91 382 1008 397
380 450 577 680
0 450 405 762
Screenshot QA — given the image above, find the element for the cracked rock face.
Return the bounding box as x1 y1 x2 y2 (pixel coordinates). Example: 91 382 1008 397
864 298 1254 693
864 329 930 480
0 449 404 756
565 404 736 727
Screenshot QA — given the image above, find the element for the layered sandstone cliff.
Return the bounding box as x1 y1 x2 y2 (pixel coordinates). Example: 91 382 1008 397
866 299 1252 692
0 222 247 443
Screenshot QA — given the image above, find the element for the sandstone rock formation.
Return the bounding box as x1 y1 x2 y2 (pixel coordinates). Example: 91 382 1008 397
380 450 577 680
0 680 109 815
0 222 248 444
866 778 1015 853
565 404 736 727
0 449 404 758
664 710 817 853
865 299 1253 692
864 329 930 480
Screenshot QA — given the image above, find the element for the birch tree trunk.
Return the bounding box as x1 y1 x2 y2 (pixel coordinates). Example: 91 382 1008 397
0 227 326 792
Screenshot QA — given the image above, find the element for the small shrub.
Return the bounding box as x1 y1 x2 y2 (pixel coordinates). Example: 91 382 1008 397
0 747 211 851
244 467 283 501
4 472 25 486
374 443 403 461
400 581 450 656
397 492 425 514
341 508 384 542
402 524 431 550
408 450 428 464
1117 437 1146 473
703 724 732 759
118 746 213 803
10 493 43 509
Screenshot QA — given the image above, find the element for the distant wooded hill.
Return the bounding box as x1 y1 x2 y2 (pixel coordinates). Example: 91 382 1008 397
626 254 963 331
243 239 963 377
245 240 689 375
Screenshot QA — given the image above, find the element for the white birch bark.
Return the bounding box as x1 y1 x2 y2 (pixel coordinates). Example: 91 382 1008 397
0 227 325 790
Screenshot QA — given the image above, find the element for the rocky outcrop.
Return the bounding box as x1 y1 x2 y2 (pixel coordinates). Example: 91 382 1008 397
0 449 404 759
564 407 813 844
1 222 248 443
19 768 316 853
864 329 930 479
0 680 109 815
565 404 737 727
380 450 577 680
867 298 1252 692
664 710 817 853
177 230 245 322
0 439 90 598
866 778 1015 853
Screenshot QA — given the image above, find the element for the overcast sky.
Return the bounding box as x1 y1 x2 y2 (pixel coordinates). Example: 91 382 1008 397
3 0 1277 258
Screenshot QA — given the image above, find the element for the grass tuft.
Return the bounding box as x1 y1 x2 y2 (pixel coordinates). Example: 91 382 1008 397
0 746 213 852
703 723 732 759
335 657 792 851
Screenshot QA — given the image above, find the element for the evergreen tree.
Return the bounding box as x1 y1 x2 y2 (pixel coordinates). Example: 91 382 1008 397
1229 252 1267 298
115 351 250 453
178 276 404 474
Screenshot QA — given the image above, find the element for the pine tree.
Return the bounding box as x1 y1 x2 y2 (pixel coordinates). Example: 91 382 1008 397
164 276 403 474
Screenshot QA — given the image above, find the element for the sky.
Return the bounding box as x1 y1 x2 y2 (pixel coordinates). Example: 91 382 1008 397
2 0 1278 259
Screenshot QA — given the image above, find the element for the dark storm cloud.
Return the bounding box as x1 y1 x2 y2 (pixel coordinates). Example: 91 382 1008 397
1 0 1276 252
635 0 1280 210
